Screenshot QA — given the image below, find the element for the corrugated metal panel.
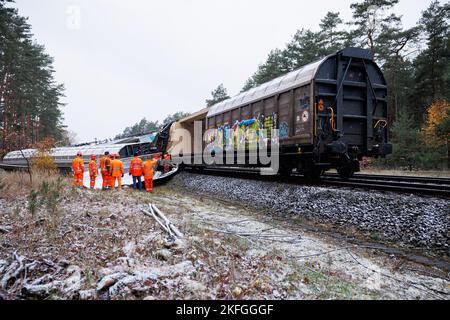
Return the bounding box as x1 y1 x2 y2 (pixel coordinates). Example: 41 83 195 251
207 57 327 118
4 143 128 161
3 149 36 160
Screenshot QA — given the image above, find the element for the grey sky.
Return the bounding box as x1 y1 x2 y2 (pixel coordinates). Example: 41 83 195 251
14 0 433 142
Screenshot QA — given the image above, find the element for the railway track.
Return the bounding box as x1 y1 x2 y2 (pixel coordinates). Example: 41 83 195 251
184 166 450 198
318 173 450 198
2 161 449 197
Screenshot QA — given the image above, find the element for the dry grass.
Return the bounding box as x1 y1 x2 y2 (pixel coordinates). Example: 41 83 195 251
0 169 71 199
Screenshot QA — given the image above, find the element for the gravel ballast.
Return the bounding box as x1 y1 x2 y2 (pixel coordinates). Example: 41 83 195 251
171 172 450 252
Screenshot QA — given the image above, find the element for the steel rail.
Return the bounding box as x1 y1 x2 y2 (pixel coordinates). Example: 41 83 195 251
184 166 450 198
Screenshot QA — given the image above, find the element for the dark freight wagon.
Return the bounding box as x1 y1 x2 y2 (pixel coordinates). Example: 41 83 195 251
169 47 392 180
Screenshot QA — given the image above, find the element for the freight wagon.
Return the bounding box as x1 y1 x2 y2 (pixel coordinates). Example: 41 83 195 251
168 48 392 179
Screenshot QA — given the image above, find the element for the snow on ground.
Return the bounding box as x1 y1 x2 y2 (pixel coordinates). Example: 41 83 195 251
0 170 449 300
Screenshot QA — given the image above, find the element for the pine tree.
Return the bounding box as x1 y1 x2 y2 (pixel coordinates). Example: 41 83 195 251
115 111 191 139
0 0 65 156
162 111 191 125
115 118 160 139
240 11 354 91
412 0 450 117
241 49 290 91
319 11 349 53
206 84 230 107
285 29 326 69
387 112 422 168
350 0 402 56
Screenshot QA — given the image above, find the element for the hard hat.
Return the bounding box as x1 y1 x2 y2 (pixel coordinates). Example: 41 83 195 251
91 154 96 160
77 151 82 157
105 151 110 156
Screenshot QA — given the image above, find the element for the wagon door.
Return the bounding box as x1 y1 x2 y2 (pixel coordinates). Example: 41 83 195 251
336 54 388 153
315 49 388 155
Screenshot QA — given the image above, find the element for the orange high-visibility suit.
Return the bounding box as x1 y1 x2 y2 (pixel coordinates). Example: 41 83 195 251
72 156 84 187
88 159 98 189
110 158 124 188
143 159 157 192
129 156 143 176
163 154 171 173
100 155 112 189
130 156 144 190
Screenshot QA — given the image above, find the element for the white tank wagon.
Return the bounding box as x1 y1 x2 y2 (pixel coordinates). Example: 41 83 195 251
3 143 150 170
0 123 179 184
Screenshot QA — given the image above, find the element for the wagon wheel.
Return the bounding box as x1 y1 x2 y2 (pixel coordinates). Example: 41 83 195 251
304 167 324 181
278 164 293 176
337 165 354 180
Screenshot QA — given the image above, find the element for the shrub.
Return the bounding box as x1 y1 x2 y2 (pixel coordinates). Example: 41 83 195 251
28 190 39 217
31 154 57 172
379 112 447 170
27 178 64 224
30 137 57 172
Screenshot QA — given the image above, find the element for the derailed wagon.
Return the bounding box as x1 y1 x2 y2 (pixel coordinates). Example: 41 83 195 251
1 123 179 185
169 47 392 179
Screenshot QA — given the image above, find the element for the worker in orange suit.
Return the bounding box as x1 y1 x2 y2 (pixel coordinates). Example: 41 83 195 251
142 155 158 192
100 151 112 190
88 154 98 189
163 153 171 173
129 152 144 190
110 154 124 189
72 152 84 188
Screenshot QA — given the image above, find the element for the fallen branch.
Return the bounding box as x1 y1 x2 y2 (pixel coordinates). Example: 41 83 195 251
141 208 171 236
0 226 11 234
151 204 183 239
19 218 47 230
149 204 175 238
0 252 26 289
21 281 63 298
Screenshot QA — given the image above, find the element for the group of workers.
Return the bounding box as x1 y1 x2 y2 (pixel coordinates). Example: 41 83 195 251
72 151 171 192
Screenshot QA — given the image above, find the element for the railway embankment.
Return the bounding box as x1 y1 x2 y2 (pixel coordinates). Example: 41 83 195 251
0 169 448 300
171 172 450 253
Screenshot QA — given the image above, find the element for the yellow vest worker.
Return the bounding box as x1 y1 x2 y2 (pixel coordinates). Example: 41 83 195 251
143 157 157 192
110 154 124 189
72 152 84 188
88 154 98 189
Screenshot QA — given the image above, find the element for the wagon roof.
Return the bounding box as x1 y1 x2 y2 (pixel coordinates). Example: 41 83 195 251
207 47 375 118
207 57 326 118
3 143 131 160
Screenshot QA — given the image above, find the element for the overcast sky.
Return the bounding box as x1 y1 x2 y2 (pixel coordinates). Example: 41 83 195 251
14 0 434 142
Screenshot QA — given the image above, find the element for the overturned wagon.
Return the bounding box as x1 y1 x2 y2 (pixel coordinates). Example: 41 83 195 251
1 123 179 185
169 47 392 179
